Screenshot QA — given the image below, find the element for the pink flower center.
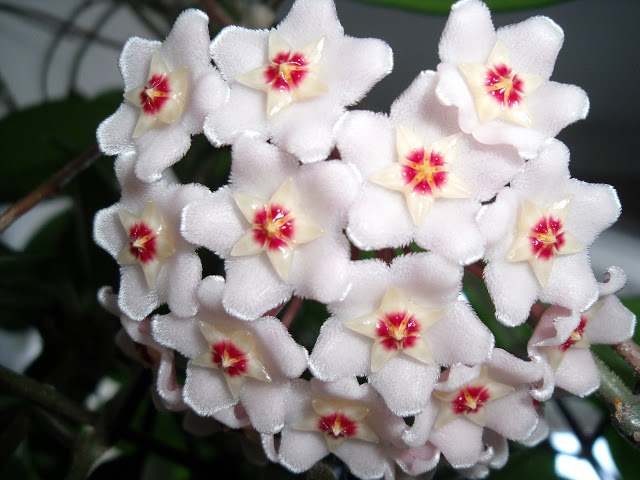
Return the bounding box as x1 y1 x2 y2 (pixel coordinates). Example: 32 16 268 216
401 148 448 195
128 222 157 264
140 74 171 115
252 204 295 252
529 215 566 260
559 316 588 352
317 412 358 439
264 51 310 92
485 64 524 108
211 341 248 377
451 385 490 415
375 311 421 351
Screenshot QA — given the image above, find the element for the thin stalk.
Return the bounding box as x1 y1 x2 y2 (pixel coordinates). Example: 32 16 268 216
613 340 640 377
199 0 233 27
0 364 96 425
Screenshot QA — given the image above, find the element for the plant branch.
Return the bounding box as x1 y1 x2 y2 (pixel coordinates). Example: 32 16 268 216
0 364 96 426
0 143 101 233
595 355 640 448
613 340 640 377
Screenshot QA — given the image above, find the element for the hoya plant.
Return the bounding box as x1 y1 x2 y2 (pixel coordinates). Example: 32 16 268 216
0 0 638 479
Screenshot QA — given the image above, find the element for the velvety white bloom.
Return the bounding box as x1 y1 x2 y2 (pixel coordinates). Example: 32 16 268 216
97 287 185 411
271 377 406 478
97 9 228 182
336 71 522 264
478 140 620 326
181 134 359 320
93 151 208 320
152 275 308 434
436 0 589 158
405 349 542 468
206 0 393 163
528 267 636 400
310 253 494 416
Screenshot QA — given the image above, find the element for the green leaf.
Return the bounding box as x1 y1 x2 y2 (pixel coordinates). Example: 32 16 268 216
353 0 571 14
289 300 330 350
603 423 640 478
0 92 121 201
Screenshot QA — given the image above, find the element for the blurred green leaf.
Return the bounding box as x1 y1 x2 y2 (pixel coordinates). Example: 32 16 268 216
289 300 330 351
307 462 338 480
603 423 640 478
0 92 121 201
353 0 571 14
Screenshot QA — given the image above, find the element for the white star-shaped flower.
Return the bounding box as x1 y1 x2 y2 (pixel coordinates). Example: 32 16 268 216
478 140 620 326
97 9 228 182
206 0 393 163
436 0 589 157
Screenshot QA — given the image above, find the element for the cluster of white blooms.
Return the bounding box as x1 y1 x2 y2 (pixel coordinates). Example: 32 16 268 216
93 1 636 478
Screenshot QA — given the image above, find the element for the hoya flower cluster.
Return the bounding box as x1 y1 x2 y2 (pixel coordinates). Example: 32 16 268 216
93 0 636 478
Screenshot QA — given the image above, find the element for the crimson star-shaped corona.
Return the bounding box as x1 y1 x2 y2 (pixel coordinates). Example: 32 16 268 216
123 52 189 138
507 196 584 287
231 177 323 281
236 30 328 117
191 322 271 398
459 39 544 127
346 285 445 372
293 397 379 451
370 125 472 226
433 366 514 429
117 201 176 289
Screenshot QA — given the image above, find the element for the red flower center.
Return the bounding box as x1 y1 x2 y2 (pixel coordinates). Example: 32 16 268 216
128 222 157 264
401 148 448 195
252 203 295 252
317 412 358 439
485 63 524 108
451 385 490 415
529 215 566 260
559 316 588 352
375 311 421 351
264 51 310 92
211 341 249 377
140 74 171 115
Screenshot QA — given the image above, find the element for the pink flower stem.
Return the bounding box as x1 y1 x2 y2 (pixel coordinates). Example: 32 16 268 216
281 296 304 328
376 247 396 265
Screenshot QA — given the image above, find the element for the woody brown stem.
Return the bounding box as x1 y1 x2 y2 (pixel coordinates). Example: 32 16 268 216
613 340 640 377
199 0 233 27
0 143 101 233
